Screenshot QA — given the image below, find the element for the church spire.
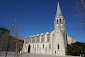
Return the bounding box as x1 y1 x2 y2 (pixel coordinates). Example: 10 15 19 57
56 2 62 17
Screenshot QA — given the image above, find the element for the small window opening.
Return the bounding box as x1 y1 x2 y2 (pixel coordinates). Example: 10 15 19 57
58 44 59 49
57 20 58 24
43 44 44 48
55 51 56 54
60 19 61 24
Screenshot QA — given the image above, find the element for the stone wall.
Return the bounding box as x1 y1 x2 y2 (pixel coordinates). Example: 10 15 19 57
66 35 75 45
0 27 10 51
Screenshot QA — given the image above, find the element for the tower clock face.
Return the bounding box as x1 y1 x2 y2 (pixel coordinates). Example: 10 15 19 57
81 0 85 6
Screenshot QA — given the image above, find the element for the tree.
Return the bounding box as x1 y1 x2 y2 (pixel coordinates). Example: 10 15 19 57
66 42 85 56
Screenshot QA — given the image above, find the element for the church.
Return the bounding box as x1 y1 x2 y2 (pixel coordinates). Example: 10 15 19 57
22 2 75 56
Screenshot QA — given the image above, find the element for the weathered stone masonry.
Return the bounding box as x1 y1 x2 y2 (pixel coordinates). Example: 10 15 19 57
22 2 75 56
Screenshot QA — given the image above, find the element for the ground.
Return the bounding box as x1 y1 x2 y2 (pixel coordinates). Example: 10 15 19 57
0 51 80 57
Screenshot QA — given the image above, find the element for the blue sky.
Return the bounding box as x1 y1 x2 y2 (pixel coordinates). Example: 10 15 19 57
0 0 85 42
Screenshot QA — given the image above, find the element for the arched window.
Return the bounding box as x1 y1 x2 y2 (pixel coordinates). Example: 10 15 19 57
57 20 58 24
60 19 61 24
36 36 39 43
43 44 44 48
41 35 44 42
33 37 34 43
47 34 50 42
58 44 59 49
25 38 27 44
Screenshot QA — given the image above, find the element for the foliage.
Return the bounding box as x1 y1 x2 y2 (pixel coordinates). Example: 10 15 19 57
66 42 85 56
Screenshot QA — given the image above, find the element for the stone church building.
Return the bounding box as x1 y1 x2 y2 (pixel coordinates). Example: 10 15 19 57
22 2 75 56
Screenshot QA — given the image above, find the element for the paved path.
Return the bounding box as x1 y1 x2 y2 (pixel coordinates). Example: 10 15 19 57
0 51 80 57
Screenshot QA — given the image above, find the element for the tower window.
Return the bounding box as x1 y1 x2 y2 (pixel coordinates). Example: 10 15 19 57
58 44 59 49
57 20 58 24
60 19 61 24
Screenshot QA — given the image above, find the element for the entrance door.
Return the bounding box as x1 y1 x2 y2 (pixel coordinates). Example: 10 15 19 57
28 45 31 53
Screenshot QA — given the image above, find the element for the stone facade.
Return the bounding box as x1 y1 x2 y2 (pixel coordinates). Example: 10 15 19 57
22 2 75 56
66 35 75 45
0 27 24 52
0 27 10 51
9 36 24 52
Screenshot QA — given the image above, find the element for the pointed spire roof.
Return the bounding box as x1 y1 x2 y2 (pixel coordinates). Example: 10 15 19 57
56 2 62 17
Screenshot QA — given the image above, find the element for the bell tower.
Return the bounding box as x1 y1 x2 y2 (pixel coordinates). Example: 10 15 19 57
54 2 67 56
54 2 65 33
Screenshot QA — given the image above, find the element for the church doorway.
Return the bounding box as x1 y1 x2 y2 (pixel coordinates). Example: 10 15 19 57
28 45 31 53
